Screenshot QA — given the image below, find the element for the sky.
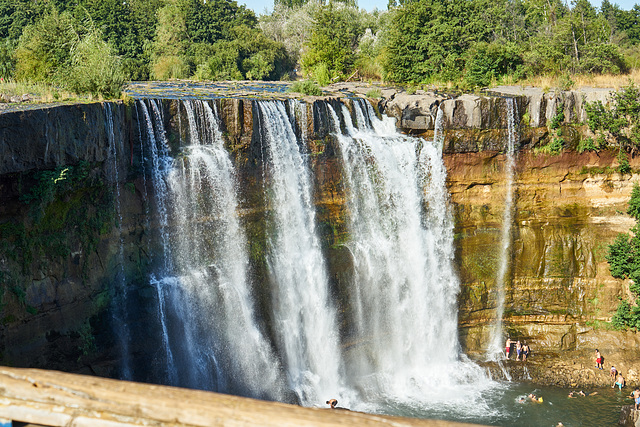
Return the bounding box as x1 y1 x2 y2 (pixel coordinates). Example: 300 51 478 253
239 0 638 16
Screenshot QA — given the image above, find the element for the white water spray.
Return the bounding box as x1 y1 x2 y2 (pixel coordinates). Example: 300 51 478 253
137 99 285 398
328 100 496 419
166 99 285 398
257 100 346 406
137 99 178 384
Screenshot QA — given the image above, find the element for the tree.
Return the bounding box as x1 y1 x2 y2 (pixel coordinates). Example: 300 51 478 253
607 185 640 329
66 29 125 97
14 10 80 83
184 0 257 44
150 2 190 79
73 0 163 80
301 3 362 81
464 41 523 87
382 0 495 83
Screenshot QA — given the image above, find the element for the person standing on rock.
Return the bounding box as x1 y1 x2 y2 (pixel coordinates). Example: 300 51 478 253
629 388 640 410
505 338 512 359
516 341 522 361
595 349 603 370
611 366 618 384
613 373 626 390
523 343 530 361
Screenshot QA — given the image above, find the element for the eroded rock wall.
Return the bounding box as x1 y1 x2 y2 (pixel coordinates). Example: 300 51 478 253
448 148 640 386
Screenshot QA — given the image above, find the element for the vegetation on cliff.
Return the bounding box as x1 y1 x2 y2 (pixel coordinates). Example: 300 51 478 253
608 183 640 329
585 83 640 156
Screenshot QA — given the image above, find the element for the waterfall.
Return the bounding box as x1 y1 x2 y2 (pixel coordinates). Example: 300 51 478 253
135 99 285 399
104 102 132 380
256 100 345 406
127 96 500 419
327 100 495 418
487 98 519 359
137 100 178 385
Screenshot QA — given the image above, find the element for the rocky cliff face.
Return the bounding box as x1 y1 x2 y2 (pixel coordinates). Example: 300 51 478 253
0 87 635 388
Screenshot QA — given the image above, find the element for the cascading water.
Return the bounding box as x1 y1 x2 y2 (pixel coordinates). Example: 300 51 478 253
128 96 500 421
256 100 346 406
327 100 496 419
137 99 178 385
136 99 285 399
104 102 131 380
487 98 519 359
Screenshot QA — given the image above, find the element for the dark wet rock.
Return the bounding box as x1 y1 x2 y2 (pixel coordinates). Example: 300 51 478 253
619 405 640 426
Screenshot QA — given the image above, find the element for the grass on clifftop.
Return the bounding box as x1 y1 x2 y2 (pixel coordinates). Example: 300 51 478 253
0 80 121 104
287 80 323 96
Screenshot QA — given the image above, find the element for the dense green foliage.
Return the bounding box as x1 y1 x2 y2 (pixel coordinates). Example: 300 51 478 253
608 184 640 329
0 0 293 95
301 4 359 80
585 83 640 156
1 0 640 91
381 0 636 85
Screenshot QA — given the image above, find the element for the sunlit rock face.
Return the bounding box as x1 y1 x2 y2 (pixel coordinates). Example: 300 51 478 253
449 149 637 351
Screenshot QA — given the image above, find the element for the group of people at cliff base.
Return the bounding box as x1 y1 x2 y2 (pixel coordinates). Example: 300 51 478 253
601 349 629 390
609 362 640 410
505 338 530 361
602 350 639 410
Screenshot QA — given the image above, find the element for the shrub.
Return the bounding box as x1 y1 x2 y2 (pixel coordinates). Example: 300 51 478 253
14 10 78 83
584 84 640 153
65 31 125 97
606 186 640 330
611 299 633 330
365 88 382 98
464 41 523 88
288 80 322 96
607 233 634 278
577 137 597 153
313 62 331 86
536 137 564 155
549 101 565 130
628 184 640 221
617 150 631 174
578 43 628 75
559 74 574 91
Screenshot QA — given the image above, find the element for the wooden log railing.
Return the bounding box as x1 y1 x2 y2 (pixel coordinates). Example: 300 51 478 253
0 367 485 427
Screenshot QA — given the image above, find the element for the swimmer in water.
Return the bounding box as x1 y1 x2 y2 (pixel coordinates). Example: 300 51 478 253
528 393 543 402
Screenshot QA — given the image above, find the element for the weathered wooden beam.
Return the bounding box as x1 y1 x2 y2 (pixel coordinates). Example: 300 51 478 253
0 367 484 427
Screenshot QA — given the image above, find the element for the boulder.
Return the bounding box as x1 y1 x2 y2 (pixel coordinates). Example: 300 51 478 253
619 405 640 426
